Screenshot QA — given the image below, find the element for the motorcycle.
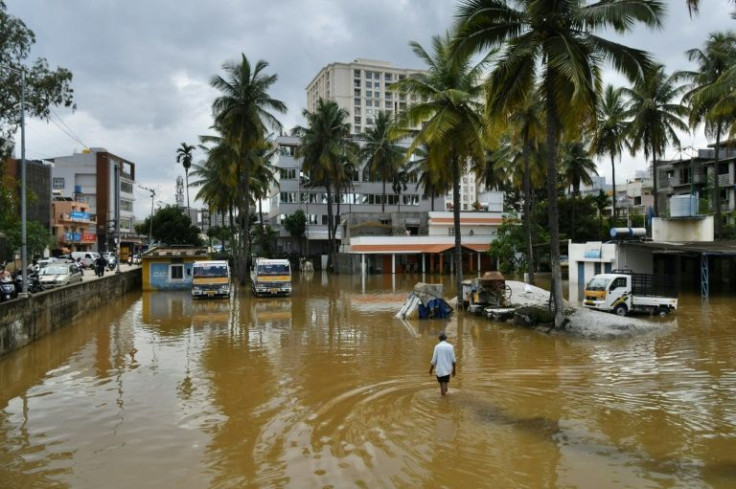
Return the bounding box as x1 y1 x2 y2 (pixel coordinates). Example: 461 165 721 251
1 277 17 302
12 269 43 294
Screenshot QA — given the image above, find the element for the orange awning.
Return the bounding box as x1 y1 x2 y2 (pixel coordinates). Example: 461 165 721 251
351 243 454 254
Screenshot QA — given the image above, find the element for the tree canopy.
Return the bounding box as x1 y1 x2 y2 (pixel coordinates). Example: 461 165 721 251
0 0 75 156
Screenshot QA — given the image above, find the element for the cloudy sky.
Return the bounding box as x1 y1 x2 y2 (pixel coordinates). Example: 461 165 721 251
6 0 735 218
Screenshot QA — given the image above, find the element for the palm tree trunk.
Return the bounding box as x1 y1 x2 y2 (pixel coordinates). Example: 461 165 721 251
241 156 251 285
326 183 336 273
522 146 535 285
452 152 463 309
714 121 723 239
544 80 565 328
382 180 386 213
610 153 616 222
185 170 190 215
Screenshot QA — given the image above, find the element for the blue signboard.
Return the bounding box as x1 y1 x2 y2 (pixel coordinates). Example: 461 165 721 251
65 232 82 241
70 211 90 220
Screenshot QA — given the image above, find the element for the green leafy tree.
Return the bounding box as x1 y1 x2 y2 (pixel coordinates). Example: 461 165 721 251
0 1 75 156
488 221 527 277
455 0 663 327
392 31 491 308
210 54 286 284
141 205 202 246
283 210 307 256
560 140 598 241
176 142 196 211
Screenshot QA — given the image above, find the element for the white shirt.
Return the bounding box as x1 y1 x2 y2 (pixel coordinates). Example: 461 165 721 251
431 341 456 377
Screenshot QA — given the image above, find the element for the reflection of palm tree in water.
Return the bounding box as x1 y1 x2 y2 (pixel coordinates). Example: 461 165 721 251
177 325 194 400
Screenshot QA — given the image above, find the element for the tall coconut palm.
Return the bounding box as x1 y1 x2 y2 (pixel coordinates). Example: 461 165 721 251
679 31 736 239
507 93 545 284
391 31 492 308
405 144 452 211
190 135 240 228
361 111 405 213
210 54 286 284
687 0 735 16
591 85 627 222
455 0 663 327
561 140 598 241
622 65 688 219
176 142 195 212
294 98 352 272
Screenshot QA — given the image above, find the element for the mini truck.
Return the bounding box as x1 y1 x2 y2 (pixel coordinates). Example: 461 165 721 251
251 258 292 297
191 260 231 299
583 269 678 317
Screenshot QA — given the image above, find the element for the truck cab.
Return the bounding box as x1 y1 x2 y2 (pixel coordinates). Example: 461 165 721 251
191 260 231 299
251 258 292 297
584 271 678 317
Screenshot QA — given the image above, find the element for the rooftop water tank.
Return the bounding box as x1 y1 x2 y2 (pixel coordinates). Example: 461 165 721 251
670 194 698 217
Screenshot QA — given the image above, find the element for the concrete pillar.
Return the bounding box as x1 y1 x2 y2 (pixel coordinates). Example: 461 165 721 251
361 253 366 275
392 254 396 274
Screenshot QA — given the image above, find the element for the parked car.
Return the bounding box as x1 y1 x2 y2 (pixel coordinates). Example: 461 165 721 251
35 258 58 271
38 263 84 289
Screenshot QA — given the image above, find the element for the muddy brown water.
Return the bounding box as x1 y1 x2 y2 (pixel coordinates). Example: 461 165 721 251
1 273 735 488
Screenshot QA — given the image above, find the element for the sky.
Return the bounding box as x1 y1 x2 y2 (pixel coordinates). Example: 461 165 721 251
5 0 736 219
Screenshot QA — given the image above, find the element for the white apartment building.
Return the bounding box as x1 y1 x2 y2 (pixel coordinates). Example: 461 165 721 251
306 58 426 135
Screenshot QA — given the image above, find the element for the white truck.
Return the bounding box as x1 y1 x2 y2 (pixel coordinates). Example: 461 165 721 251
251 258 292 297
583 270 678 317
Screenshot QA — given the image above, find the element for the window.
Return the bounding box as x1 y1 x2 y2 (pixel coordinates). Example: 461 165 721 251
354 69 361 77
374 91 380 99
53 177 65 189
354 97 361 106
365 100 373 107
354 88 361 97
355 107 361 116
385 73 393 82
386 101 393 109
354 79 361 88
366 90 372 98
386 92 393 100
120 200 133 212
355 116 361 125
170 264 184 281
366 72 372 79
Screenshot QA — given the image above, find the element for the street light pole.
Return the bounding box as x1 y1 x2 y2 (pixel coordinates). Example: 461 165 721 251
114 161 121 274
19 68 28 296
139 185 155 247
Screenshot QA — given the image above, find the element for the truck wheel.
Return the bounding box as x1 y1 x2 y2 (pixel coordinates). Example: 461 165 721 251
657 307 669 317
614 304 628 317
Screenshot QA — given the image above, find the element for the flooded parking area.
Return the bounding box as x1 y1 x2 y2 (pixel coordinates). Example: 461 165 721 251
1 273 735 488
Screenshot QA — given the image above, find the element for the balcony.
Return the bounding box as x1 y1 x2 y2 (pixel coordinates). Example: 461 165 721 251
668 174 706 187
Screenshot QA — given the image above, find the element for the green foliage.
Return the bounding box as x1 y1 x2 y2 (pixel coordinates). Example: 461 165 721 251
488 221 527 276
251 224 278 258
140 205 202 246
0 218 52 261
283 210 306 254
0 1 75 155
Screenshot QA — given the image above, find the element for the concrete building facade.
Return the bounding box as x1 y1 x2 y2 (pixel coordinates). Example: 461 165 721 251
49 148 137 255
306 58 426 136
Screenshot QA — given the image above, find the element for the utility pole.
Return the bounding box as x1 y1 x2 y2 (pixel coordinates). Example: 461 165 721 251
139 185 156 247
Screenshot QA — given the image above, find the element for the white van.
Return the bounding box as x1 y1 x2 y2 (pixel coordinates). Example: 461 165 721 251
71 251 101 268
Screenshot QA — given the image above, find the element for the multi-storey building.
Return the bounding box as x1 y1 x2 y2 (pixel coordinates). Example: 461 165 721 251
658 142 736 224
50 196 96 252
49 148 137 255
306 58 426 136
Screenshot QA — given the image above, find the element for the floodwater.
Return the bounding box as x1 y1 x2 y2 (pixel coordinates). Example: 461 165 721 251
1 273 735 489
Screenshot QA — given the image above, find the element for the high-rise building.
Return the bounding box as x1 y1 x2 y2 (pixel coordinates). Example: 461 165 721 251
306 58 426 135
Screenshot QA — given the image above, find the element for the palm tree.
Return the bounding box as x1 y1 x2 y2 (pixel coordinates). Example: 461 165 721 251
210 54 286 284
507 93 545 285
361 111 405 213
189 135 239 229
687 0 735 16
679 31 736 239
622 65 688 219
391 31 491 308
294 98 352 272
405 144 452 212
591 85 628 222
455 0 663 327
561 140 598 241
176 142 195 212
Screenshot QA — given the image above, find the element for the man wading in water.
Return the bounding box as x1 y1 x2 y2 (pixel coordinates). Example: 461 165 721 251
429 332 456 396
